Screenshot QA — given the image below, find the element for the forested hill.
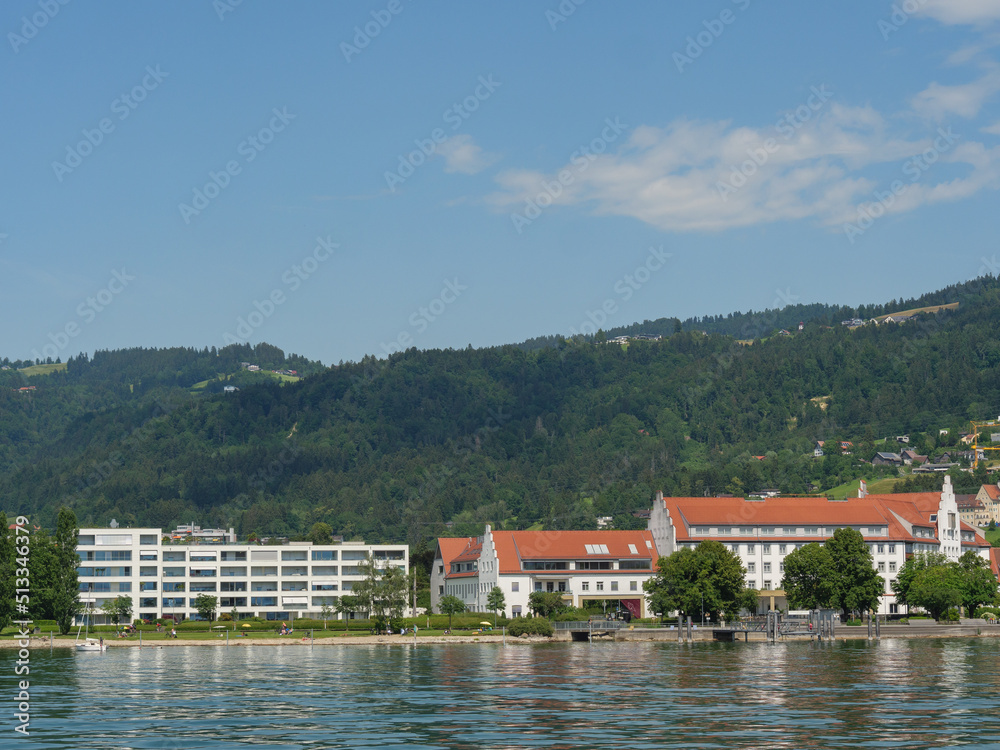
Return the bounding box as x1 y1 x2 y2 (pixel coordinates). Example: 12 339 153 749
3 276 1000 546
518 276 981 348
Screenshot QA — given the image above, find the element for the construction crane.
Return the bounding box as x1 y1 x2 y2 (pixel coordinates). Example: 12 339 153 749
969 420 1000 469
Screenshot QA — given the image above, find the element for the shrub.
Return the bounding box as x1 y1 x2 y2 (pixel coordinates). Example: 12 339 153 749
844 619 863 627
507 618 554 637
939 608 960 622
974 606 1000 620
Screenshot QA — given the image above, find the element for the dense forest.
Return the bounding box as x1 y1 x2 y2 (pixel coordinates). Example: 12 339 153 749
3 276 1000 546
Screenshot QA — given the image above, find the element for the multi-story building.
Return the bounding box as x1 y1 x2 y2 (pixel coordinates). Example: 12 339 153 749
648 476 992 615
975 483 1000 524
76 527 408 624
432 527 660 618
433 477 994 619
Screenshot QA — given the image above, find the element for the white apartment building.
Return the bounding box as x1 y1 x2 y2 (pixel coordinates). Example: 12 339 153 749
76 527 408 624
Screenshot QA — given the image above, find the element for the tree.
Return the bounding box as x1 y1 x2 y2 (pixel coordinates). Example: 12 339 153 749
643 540 756 622
52 507 80 635
892 552 950 607
193 594 218 622
438 594 466 630
307 522 333 545
909 565 962 620
781 543 836 610
486 586 506 626
957 551 998 615
320 603 334 629
352 554 409 632
102 594 133 626
824 528 883 620
336 595 359 631
527 591 567 619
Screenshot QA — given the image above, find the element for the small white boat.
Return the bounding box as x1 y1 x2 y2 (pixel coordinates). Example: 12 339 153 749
75 604 107 652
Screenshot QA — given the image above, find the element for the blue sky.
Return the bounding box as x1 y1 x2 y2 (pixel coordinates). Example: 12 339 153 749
4 0 1000 366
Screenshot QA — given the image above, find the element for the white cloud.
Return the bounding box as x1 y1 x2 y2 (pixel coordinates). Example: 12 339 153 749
487 100 1000 234
910 70 1000 119
437 135 498 175
915 0 1000 26
982 120 1000 134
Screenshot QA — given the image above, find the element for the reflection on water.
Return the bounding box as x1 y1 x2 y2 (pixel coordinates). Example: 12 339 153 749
2 639 1000 749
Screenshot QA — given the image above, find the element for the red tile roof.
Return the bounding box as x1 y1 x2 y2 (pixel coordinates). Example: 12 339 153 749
982 485 1000 501
436 537 475 569
491 530 658 575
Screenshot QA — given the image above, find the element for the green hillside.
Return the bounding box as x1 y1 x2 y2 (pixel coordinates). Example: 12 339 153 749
2 275 1000 546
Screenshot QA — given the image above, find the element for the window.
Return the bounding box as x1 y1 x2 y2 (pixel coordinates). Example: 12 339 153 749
888 545 896 554
585 544 610 554
523 561 568 570
311 550 337 561
779 545 787 555
889 562 896 573
534 582 542 592
140 581 157 591
139 598 156 608
877 545 885 555
731 544 739 553
558 582 567 592
763 580 771 591
763 545 771 555
630 581 638 592
578 561 612 570
618 560 650 570
222 551 247 562
763 563 771 573
740 527 753 535
581 582 589 591
251 597 277 607
804 527 817 536
511 582 519 592
610 581 618 592
878 562 885 572
596 582 604 592
747 563 755 573
779 563 784 573
747 544 755 554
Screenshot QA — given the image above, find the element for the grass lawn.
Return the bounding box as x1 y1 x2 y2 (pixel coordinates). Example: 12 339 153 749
825 476 902 499
18 363 67 376
986 527 1000 546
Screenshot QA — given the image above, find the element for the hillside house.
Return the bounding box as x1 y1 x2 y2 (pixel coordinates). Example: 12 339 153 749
872 452 903 466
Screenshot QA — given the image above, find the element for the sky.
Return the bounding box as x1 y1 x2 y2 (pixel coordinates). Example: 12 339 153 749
3 0 1000 366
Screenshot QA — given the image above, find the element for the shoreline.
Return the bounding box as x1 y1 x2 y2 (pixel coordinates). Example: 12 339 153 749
4 626 1000 648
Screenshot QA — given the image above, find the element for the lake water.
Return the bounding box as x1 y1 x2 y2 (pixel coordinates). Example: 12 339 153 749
3 638 1000 749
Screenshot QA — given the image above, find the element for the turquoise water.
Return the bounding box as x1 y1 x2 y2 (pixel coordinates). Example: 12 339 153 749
3 639 1000 748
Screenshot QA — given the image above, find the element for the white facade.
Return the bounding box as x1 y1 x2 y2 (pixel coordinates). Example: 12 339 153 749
76 527 408 623
435 526 659 618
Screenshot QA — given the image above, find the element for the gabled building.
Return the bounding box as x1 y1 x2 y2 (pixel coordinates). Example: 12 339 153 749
647 476 990 615
433 527 660 618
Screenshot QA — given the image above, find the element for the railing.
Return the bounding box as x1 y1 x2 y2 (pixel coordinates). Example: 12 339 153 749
553 621 629 631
